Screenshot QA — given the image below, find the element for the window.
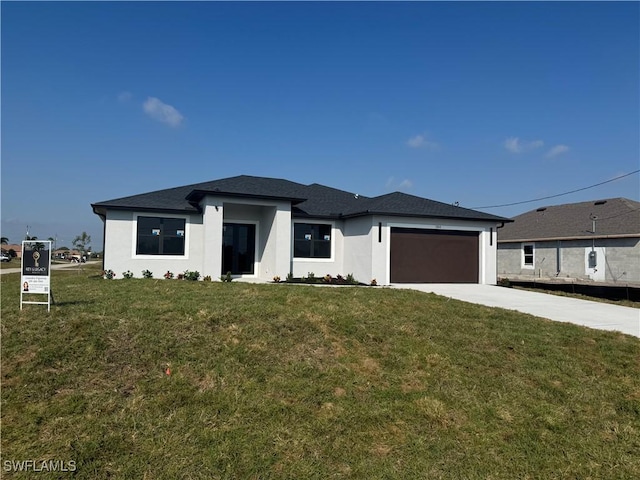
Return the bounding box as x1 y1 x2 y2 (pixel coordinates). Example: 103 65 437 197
294 223 331 258
136 217 185 255
522 243 534 268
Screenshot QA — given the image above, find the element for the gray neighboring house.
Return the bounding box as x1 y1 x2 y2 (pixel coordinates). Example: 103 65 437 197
497 198 640 284
92 175 509 284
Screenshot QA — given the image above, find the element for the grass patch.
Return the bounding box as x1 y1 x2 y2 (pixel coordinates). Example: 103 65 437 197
2 266 639 478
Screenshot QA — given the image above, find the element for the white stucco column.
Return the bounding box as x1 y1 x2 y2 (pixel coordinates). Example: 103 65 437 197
202 198 224 279
273 204 292 278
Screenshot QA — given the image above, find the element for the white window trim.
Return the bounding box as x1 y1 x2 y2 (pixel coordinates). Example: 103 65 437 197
292 220 336 262
223 219 260 279
132 213 190 260
522 243 535 269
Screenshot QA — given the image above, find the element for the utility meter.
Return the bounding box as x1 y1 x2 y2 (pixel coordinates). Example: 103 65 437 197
588 250 597 268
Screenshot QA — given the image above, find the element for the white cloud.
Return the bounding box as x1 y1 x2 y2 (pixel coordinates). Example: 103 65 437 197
385 177 413 191
117 91 133 103
143 97 184 127
385 176 396 188
545 145 570 158
504 137 544 154
504 137 521 153
407 133 439 150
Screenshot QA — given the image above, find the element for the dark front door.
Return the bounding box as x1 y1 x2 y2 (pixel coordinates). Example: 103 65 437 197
222 223 256 275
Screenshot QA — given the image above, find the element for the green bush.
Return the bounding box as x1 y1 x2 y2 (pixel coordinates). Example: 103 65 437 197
183 270 200 281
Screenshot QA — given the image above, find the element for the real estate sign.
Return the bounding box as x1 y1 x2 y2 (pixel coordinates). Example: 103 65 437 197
20 240 52 311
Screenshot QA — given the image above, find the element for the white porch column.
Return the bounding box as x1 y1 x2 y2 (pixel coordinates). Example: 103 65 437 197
202 198 224 279
273 204 292 278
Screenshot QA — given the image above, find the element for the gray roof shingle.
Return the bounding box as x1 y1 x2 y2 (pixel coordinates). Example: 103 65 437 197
498 198 640 242
341 192 507 221
92 175 509 223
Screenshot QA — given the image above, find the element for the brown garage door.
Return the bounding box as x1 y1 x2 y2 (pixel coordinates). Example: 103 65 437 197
390 228 479 283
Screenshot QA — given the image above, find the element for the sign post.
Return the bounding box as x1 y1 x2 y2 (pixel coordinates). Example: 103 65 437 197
20 240 52 312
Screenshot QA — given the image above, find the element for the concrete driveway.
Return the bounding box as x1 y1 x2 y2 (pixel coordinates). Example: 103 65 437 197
392 283 640 338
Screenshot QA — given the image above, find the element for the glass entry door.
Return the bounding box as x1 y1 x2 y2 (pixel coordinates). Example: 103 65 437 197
222 223 256 275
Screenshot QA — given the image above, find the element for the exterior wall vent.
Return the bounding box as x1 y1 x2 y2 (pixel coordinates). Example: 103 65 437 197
536 207 547 212
594 200 607 205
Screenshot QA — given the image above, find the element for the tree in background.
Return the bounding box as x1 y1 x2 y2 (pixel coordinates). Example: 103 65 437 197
1 237 8 245
73 232 91 259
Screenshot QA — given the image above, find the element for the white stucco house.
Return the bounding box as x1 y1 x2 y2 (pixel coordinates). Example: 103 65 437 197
91 175 510 284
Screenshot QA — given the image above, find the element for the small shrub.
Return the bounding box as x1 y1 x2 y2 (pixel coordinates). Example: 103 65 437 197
336 274 345 284
142 269 153 279
220 271 233 282
370 278 378 286
323 274 332 283
273 275 281 283
164 271 174 280
203 275 212 282
286 272 294 282
499 277 511 288
177 273 185 280
307 272 315 281
102 269 116 280
346 273 357 285
184 270 200 281
122 270 134 279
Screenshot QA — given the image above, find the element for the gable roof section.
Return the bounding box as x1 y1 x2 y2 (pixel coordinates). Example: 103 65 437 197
185 176 308 204
292 183 371 218
340 192 507 222
92 176 308 215
92 175 509 223
498 198 640 242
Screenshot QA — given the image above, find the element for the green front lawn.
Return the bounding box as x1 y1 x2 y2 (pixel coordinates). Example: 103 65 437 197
2 266 639 478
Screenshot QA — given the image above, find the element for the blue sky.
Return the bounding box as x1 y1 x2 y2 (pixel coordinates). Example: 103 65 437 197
2 1 638 249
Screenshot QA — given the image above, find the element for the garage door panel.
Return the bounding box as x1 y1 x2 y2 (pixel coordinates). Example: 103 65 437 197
390 228 479 283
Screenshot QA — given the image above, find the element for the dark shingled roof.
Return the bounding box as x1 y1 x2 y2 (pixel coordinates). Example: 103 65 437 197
498 198 640 242
92 176 308 214
92 175 509 223
341 192 506 221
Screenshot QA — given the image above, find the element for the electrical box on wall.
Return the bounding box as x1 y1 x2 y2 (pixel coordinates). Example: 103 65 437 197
588 250 597 268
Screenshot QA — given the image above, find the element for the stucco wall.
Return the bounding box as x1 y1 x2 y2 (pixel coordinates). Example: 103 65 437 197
497 237 640 284
343 216 373 284
103 205 501 285
103 196 292 281
103 210 205 278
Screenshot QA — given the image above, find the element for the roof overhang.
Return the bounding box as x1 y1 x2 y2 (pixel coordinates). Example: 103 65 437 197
185 189 307 206
340 210 513 223
91 204 200 218
498 233 640 243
